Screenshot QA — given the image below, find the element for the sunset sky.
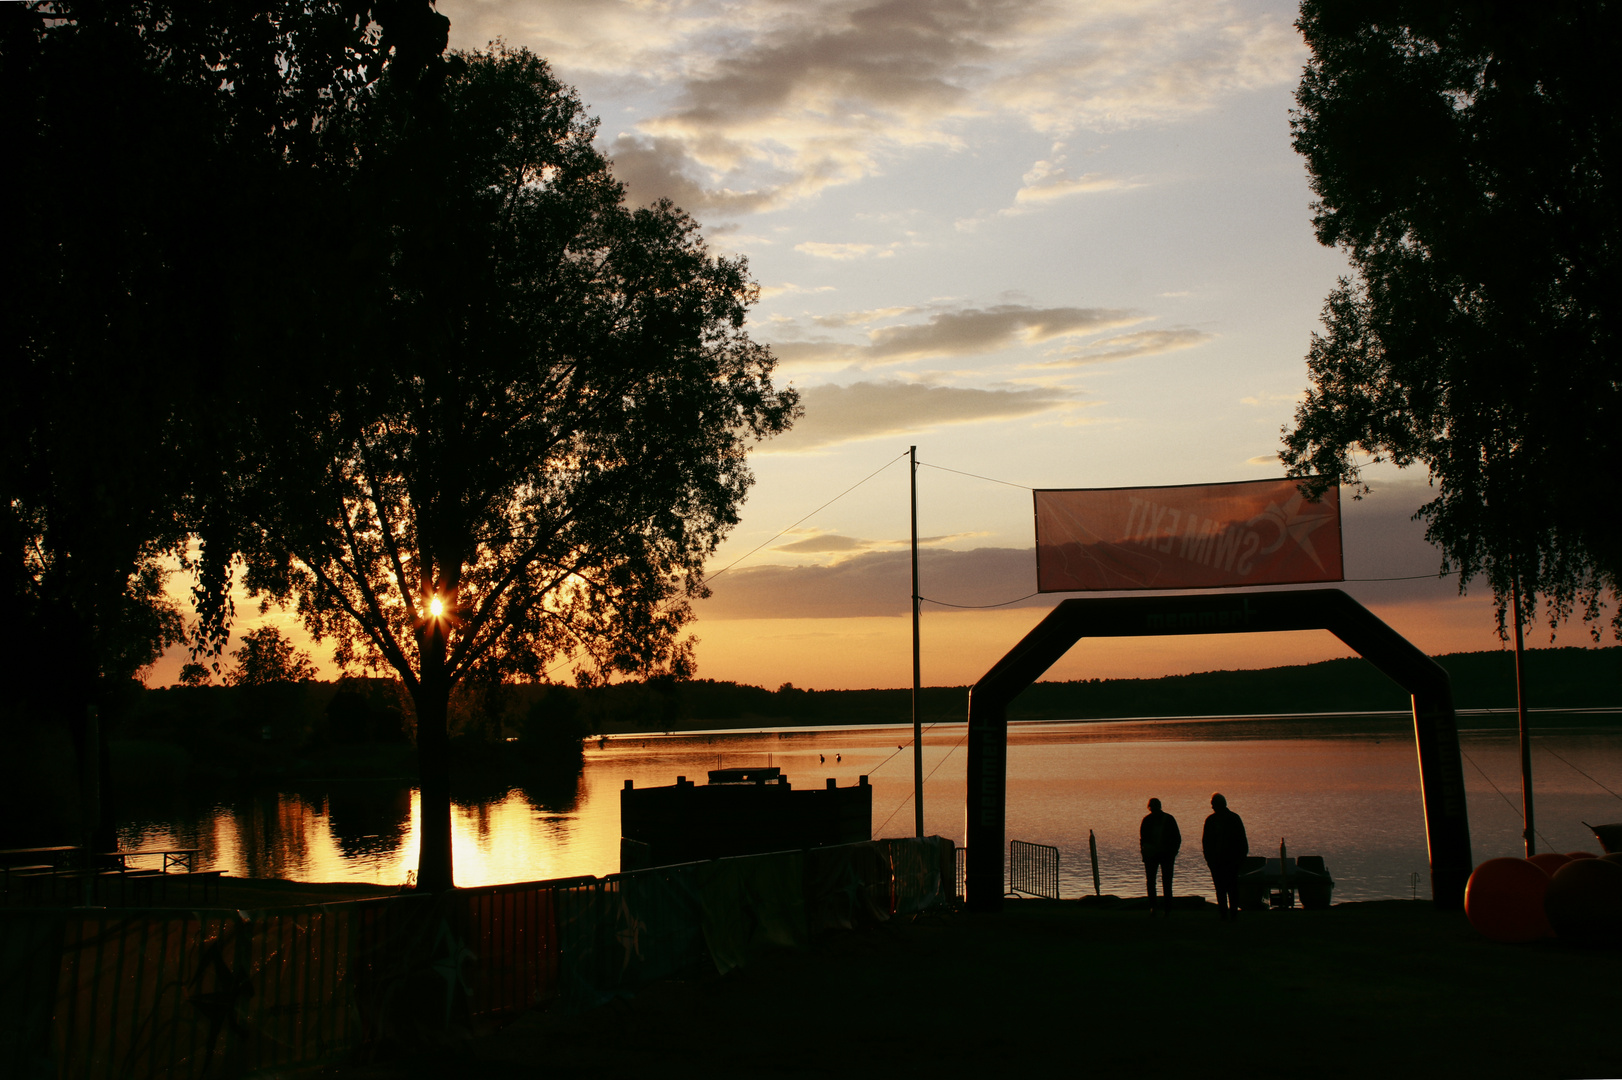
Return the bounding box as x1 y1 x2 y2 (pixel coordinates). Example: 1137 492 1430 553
148 0 1597 691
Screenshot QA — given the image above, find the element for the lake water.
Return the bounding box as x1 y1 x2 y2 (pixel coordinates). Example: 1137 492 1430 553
115 713 1622 903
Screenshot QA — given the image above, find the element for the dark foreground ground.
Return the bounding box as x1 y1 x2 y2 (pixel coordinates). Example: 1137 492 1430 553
303 898 1618 1080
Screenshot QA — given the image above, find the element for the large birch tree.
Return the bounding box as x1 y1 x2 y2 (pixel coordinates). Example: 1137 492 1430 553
1282 0 1620 638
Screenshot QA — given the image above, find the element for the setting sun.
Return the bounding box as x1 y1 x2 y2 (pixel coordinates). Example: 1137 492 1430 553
429 596 443 617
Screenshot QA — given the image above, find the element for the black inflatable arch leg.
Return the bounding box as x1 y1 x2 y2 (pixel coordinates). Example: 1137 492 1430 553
964 589 1471 912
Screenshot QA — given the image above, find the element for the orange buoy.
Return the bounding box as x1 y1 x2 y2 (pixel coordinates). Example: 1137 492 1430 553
1527 852 1571 877
1465 858 1554 942
1545 857 1622 946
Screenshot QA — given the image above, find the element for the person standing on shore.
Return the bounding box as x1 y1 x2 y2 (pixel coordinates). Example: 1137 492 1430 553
1202 793 1249 920
1140 797 1181 915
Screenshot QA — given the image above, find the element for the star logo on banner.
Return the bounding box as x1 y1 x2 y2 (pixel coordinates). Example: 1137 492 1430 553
1248 493 1333 570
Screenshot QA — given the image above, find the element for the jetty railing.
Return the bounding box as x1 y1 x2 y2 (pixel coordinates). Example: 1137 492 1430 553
1008 839 1060 899
1 836 955 1080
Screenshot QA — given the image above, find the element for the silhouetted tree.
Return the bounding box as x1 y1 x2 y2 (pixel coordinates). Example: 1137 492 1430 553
1282 1 1620 638
225 628 318 688
2 1 449 847
228 46 798 890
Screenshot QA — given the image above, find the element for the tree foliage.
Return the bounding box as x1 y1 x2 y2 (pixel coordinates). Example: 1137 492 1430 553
2 0 446 847
226 45 798 888
1281 0 1620 638
225 628 318 688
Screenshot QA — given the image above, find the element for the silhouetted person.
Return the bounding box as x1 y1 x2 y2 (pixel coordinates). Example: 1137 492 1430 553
1140 797 1181 915
1202 792 1249 920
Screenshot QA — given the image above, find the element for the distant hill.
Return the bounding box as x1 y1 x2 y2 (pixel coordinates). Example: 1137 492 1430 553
595 646 1620 733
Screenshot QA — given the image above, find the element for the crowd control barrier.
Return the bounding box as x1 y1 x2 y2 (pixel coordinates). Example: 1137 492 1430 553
0 836 955 1079
1008 840 1060 899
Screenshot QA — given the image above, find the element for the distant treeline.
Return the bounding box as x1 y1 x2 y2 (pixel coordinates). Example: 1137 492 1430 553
595 646 1620 732
107 646 1619 779
103 677 593 792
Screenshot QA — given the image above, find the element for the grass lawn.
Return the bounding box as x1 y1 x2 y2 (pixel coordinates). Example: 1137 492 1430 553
324 898 1619 1079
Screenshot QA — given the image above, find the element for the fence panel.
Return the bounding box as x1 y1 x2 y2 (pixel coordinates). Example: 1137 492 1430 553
1008 840 1060 899
0 912 61 1079
8 835 963 1077
805 842 890 932
46 910 245 1080
698 851 808 974
461 882 560 1022
233 906 358 1073
551 877 622 1010
611 862 709 987
883 837 954 914
352 892 478 1053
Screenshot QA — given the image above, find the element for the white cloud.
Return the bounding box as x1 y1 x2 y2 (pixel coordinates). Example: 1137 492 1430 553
870 305 1139 360
1006 149 1141 210
698 547 1046 619
795 240 901 260
757 282 837 300
761 380 1078 453
1013 169 1136 204
811 306 917 328
771 529 974 556
443 0 1305 216
1039 328 1213 366
766 302 1161 370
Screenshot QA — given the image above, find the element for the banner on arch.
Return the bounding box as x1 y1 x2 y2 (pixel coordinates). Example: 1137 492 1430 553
1034 478 1343 593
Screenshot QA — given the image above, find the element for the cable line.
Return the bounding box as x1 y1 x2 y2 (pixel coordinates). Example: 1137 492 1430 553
864 742 911 779
917 457 1467 590
872 791 913 838
1538 741 1622 803
921 592 1039 610
1345 571 1462 582
1461 749 1555 850
917 461 1032 490
872 728 970 837
924 732 969 783
538 450 906 682
705 449 909 584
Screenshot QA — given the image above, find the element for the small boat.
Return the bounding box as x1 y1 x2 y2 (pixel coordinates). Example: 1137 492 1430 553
1235 852 1335 910
1583 822 1622 854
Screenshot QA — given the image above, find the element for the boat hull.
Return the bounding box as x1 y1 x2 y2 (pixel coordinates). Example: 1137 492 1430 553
1586 822 1622 854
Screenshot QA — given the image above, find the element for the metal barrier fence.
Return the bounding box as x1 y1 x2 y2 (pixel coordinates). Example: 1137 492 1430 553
2 837 956 1079
883 837 953 915
461 880 561 1020
1008 840 1060 899
39 902 380 1080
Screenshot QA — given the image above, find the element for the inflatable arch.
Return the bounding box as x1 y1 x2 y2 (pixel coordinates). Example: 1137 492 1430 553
964 589 1473 911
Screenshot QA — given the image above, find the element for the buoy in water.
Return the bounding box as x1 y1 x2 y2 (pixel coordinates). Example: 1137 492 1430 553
1464 858 1553 943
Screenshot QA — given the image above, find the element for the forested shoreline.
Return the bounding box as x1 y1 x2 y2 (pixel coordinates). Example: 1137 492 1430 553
126 643 1622 751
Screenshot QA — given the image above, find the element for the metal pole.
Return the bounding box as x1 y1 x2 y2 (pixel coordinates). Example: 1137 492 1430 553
911 445 924 838
1512 574 1534 856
